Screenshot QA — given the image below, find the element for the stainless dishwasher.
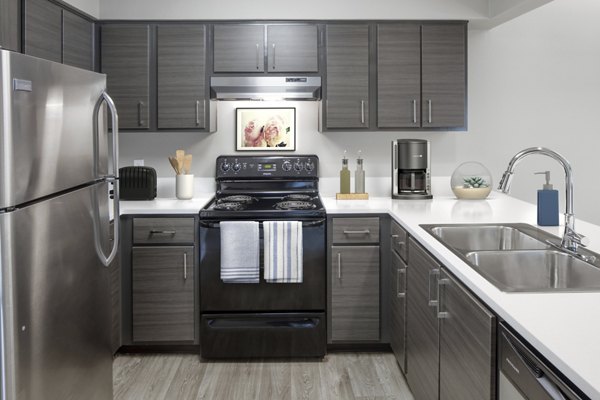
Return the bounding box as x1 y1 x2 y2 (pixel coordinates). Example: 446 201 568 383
499 323 587 400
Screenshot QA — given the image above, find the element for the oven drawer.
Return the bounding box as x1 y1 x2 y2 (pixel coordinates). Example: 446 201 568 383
200 312 326 358
332 217 380 244
391 220 408 261
133 217 195 244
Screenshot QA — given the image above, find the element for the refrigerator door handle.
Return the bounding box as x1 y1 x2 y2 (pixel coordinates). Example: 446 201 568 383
93 91 120 266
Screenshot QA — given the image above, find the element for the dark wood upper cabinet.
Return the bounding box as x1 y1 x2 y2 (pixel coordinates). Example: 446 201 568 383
101 24 150 130
324 24 370 129
24 0 62 63
421 23 467 129
377 24 421 128
0 0 21 52
157 24 207 129
266 25 318 72
213 24 265 73
62 10 94 70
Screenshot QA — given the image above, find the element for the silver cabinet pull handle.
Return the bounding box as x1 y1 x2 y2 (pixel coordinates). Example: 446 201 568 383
195 100 200 126
412 99 417 124
149 230 176 235
427 99 432 124
337 252 342 279
272 43 276 70
360 100 365 124
391 234 399 238
437 278 450 318
397 268 407 298
138 101 145 127
256 43 260 70
343 229 370 235
183 252 187 280
428 268 440 307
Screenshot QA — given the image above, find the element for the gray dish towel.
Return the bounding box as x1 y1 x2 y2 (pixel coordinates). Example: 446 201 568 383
220 221 260 283
263 221 303 283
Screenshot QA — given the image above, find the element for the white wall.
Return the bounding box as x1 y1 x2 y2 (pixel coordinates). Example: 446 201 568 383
64 0 99 18
99 0 488 20
118 0 600 225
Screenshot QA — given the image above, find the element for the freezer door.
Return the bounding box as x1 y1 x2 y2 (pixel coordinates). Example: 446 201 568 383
0 183 112 400
0 49 108 209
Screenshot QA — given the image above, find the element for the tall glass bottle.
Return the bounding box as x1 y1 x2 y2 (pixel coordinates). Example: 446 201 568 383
355 150 365 193
340 152 351 194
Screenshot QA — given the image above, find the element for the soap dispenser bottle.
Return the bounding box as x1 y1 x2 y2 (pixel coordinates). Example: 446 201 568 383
355 150 365 194
535 171 559 226
340 151 351 194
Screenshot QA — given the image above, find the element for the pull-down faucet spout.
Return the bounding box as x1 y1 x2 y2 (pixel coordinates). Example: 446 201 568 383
498 147 586 254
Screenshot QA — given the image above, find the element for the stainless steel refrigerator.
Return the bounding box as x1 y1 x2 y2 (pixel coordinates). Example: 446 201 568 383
0 49 119 399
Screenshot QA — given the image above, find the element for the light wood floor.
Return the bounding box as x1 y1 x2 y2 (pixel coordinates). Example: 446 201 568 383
113 352 415 400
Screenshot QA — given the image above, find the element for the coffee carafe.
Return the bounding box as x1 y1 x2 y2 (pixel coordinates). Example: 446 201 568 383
392 139 432 199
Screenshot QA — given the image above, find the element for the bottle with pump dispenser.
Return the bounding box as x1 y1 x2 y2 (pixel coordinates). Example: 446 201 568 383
340 151 351 194
535 171 559 226
355 150 365 193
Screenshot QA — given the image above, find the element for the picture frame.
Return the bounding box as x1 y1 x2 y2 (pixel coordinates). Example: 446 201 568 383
235 107 296 151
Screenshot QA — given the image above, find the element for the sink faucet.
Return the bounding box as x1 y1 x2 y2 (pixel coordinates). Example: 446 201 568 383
498 147 588 255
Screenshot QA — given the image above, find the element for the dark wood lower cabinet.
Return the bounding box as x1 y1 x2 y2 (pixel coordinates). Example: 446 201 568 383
439 269 496 400
132 246 195 342
330 245 380 341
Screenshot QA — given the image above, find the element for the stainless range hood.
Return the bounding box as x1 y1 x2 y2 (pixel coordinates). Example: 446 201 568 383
210 76 321 100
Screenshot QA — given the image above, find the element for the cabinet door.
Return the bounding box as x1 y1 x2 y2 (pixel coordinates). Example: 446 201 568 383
63 10 94 70
331 245 379 341
213 24 264 72
157 24 206 129
439 269 496 400
421 23 467 129
406 238 440 400
377 24 421 128
325 24 370 128
267 25 318 73
101 25 150 129
24 0 62 63
132 246 195 342
0 0 20 52
390 249 407 373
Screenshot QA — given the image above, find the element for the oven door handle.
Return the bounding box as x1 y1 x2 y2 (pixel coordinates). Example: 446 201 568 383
199 219 326 229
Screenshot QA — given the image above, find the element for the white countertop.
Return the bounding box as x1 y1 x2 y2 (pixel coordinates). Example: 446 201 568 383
119 184 600 399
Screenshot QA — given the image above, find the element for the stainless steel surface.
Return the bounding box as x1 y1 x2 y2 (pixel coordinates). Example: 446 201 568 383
412 99 417 123
255 43 260 70
360 100 365 124
397 268 406 298
428 99 432 123
0 184 113 400
498 147 585 255
437 278 450 319
423 223 600 292
428 268 439 307
195 100 200 126
499 323 583 400
0 51 117 399
210 76 321 100
184 252 188 280
430 225 549 252
272 43 276 70
343 229 371 235
337 252 341 279
465 250 600 292
392 139 432 199
137 100 144 126
0 49 107 209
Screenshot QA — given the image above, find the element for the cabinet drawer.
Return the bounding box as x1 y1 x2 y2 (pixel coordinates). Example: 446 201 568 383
391 220 408 261
133 217 195 244
332 217 379 244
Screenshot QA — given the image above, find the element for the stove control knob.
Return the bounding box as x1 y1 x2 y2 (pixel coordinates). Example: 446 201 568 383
282 160 292 171
232 162 242 172
293 161 303 171
220 162 231 172
305 160 315 172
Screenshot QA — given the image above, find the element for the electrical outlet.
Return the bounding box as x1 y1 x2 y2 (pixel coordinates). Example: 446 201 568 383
133 159 144 166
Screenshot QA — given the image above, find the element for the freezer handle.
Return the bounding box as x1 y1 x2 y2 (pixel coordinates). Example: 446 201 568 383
94 91 120 266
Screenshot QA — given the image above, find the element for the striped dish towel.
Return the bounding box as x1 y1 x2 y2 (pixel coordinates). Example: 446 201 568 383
220 221 260 283
263 221 303 283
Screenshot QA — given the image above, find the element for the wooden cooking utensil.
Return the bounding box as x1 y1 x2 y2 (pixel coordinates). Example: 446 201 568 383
176 149 185 174
183 154 192 174
168 156 180 174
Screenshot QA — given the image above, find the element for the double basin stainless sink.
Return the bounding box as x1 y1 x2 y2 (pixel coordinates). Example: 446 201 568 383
421 223 600 292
